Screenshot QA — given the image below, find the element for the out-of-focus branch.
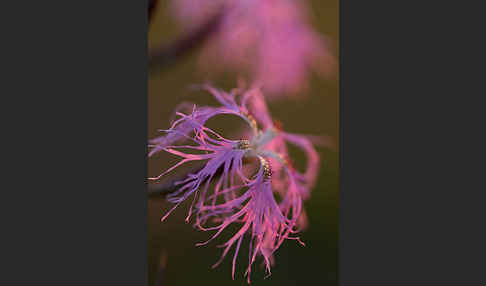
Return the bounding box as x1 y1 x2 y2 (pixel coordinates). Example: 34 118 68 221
149 7 226 74
154 251 168 286
149 0 159 26
148 164 205 197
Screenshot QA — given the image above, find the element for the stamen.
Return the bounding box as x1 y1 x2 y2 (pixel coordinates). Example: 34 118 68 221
279 153 294 169
235 139 251 150
241 110 258 131
259 157 272 181
273 119 283 131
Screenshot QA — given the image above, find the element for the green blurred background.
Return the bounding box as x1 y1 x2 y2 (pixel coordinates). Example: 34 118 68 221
148 1 338 285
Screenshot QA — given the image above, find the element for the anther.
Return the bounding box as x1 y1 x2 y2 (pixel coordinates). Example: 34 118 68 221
235 139 251 150
259 157 272 181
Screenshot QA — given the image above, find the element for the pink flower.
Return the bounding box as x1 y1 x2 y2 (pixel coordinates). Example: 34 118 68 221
241 86 321 197
195 157 304 283
170 0 335 96
149 108 250 222
149 84 252 156
149 85 326 281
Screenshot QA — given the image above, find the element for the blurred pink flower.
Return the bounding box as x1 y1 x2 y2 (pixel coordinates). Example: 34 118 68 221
241 87 323 232
170 0 335 96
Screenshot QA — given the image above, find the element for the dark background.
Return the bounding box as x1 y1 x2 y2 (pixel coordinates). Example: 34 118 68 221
148 1 338 285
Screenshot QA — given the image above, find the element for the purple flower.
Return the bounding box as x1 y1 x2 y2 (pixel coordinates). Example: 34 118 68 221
195 157 303 283
149 84 254 156
149 110 251 222
149 85 326 281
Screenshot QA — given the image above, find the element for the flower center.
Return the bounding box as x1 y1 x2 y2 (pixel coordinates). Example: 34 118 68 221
251 127 278 149
259 157 272 181
235 139 251 150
